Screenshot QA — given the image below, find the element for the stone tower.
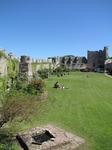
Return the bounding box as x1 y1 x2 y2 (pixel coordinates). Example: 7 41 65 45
87 46 109 71
104 46 108 60
19 56 32 83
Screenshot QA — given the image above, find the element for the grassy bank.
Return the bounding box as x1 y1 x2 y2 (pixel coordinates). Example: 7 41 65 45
33 72 112 149
1 72 112 149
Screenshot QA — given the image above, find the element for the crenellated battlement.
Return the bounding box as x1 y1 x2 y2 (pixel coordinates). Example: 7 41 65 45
0 46 111 78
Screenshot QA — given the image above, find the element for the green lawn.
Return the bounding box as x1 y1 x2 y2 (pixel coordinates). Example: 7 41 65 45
4 71 112 149
31 72 112 150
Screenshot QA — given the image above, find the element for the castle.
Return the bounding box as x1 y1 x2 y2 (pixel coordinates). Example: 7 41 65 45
0 46 112 80
87 46 109 71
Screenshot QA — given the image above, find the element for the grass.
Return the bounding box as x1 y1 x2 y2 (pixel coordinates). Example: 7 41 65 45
1 71 112 149
32 72 112 150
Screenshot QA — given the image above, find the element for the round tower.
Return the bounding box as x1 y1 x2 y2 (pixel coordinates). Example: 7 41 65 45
20 56 30 63
104 46 108 60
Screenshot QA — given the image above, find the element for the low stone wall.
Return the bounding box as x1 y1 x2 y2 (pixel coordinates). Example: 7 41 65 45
16 124 85 150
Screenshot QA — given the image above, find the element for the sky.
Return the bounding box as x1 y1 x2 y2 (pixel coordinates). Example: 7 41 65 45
0 0 112 59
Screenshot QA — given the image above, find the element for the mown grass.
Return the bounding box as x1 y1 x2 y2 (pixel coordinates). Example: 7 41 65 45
31 72 112 150
3 72 112 149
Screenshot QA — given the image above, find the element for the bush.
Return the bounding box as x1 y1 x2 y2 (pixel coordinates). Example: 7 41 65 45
16 79 23 90
0 94 39 128
15 78 46 95
30 79 46 94
38 69 50 79
27 83 37 95
53 63 67 74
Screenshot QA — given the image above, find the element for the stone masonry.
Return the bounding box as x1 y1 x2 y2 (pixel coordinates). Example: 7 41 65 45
87 46 109 71
0 56 7 77
49 55 87 70
19 56 33 82
0 46 111 78
16 124 85 150
0 48 19 77
0 49 7 77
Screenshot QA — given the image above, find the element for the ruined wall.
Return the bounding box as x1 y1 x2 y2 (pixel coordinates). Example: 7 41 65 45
8 52 19 60
48 55 87 70
0 56 7 77
19 56 32 82
31 58 52 63
32 63 53 72
0 48 19 78
87 46 108 71
59 56 87 70
0 49 8 77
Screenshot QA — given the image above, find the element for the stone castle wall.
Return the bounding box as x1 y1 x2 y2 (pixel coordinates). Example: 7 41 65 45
87 46 109 71
61 56 87 70
0 48 19 77
0 46 111 79
0 56 7 77
0 49 7 77
31 58 52 63
8 52 19 60
49 56 87 70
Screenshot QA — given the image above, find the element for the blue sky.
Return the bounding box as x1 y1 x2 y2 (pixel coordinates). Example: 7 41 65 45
0 0 112 59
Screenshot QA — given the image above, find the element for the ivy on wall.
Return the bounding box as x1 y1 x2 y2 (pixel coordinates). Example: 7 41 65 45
0 51 7 58
40 64 43 70
32 62 52 72
49 63 51 70
32 63 37 72
7 59 19 78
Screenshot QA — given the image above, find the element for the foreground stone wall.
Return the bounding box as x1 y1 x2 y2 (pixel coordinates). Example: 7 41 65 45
0 56 7 77
0 48 19 77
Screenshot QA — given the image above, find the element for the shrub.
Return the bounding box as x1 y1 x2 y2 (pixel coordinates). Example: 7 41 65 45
16 79 23 90
30 79 46 93
27 83 37 95
0 95 38 128
38 69 50 79
0 129 19 150
15 78 46 95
